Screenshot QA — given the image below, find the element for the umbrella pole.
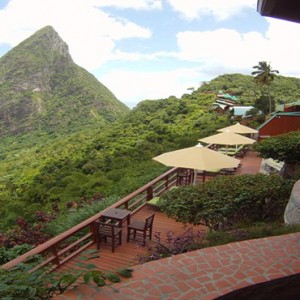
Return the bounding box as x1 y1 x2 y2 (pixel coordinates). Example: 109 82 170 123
193 170 206 184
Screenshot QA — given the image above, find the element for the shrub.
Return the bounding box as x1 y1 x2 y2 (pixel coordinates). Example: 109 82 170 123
159 186 200 223
0 244 33 265
159 174 294 230
254 131 300 165
1 216 51 248
139 228 205 263
0 250 133 299
204 223 300 247
43 195 119 236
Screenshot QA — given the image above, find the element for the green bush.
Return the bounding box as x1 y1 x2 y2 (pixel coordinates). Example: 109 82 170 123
0 250 133 299
159 174 295 230
204 223 300 247
255 131 300 165
159 186 200 223
0 244 33 265
43 195 119 236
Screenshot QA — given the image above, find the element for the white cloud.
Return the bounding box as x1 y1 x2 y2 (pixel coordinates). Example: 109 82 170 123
99 68 204 108
168 0 257 20
110 49 176 62
95 0 162 10
264 18 300 76
175 17 300 77
0 0 151 70
176 29 269 73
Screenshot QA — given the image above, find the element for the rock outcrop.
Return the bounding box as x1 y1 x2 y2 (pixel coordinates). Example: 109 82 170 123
284 180 300 224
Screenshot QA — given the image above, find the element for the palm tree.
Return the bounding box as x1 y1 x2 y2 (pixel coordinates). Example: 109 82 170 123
251 61 279 115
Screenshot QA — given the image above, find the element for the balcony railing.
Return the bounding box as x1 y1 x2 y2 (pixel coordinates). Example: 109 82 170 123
2 167 192 272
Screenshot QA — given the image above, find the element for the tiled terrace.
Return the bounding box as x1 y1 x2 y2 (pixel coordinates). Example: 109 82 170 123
53 151 300 299
54 232 300 300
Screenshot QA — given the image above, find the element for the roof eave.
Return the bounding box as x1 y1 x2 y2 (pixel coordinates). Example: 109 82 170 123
257 0 300 24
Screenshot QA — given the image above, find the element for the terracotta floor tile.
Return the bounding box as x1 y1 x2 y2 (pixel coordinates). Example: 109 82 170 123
215 279 233 289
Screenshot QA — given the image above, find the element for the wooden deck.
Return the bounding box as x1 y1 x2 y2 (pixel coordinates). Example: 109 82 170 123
55 204 207 274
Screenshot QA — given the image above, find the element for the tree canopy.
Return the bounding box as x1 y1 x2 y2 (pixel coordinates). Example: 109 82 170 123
251 61 279 114
255 131 300 164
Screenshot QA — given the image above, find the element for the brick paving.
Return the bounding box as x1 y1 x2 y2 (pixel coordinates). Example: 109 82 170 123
53 232 300 299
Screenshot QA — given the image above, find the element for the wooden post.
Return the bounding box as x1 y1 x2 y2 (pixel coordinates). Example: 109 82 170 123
146 186 153 200
51 246 60 266
165 175 169 189
91 222 97 242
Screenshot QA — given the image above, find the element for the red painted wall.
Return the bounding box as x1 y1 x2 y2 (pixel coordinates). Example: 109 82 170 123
284 106 300 112
259 115 300 140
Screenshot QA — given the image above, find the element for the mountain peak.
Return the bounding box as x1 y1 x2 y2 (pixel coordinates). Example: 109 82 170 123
0 26 72 92
0 26 128 136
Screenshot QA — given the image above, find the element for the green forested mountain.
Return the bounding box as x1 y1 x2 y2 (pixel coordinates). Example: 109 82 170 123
198 73 300 105
0 26 129 136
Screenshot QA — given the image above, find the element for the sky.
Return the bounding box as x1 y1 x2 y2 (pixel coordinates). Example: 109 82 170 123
1 0 300 108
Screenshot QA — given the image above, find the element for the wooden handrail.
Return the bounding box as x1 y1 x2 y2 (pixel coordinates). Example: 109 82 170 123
2 167 183 271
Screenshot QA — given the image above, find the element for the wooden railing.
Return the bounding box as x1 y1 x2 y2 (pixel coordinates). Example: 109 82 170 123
2 167 188 271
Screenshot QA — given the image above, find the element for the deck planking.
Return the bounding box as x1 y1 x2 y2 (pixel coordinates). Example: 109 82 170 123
55 205 207 274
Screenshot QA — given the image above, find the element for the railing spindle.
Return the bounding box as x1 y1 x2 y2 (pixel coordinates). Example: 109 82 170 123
146 186 153 200
52 246 60 266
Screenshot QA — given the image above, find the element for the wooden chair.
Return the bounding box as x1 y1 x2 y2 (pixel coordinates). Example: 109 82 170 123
95 221 122 253
127 214 155 245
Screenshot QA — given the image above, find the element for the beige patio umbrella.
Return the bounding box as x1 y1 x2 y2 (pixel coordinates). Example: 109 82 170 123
153 143 240 183
199 131 256 146
217 122 258 134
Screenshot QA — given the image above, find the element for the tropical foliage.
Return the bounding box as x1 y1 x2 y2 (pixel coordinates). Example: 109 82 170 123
158 174 294 230
139 228 205 263
255 131 300 164
0 250 132 299
197 73 300 106
251 61 279 114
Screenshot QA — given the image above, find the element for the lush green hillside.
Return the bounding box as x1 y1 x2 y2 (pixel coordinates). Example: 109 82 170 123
198 73 300 105
0 92 230 230
0 26 129 136
1 67 300 231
